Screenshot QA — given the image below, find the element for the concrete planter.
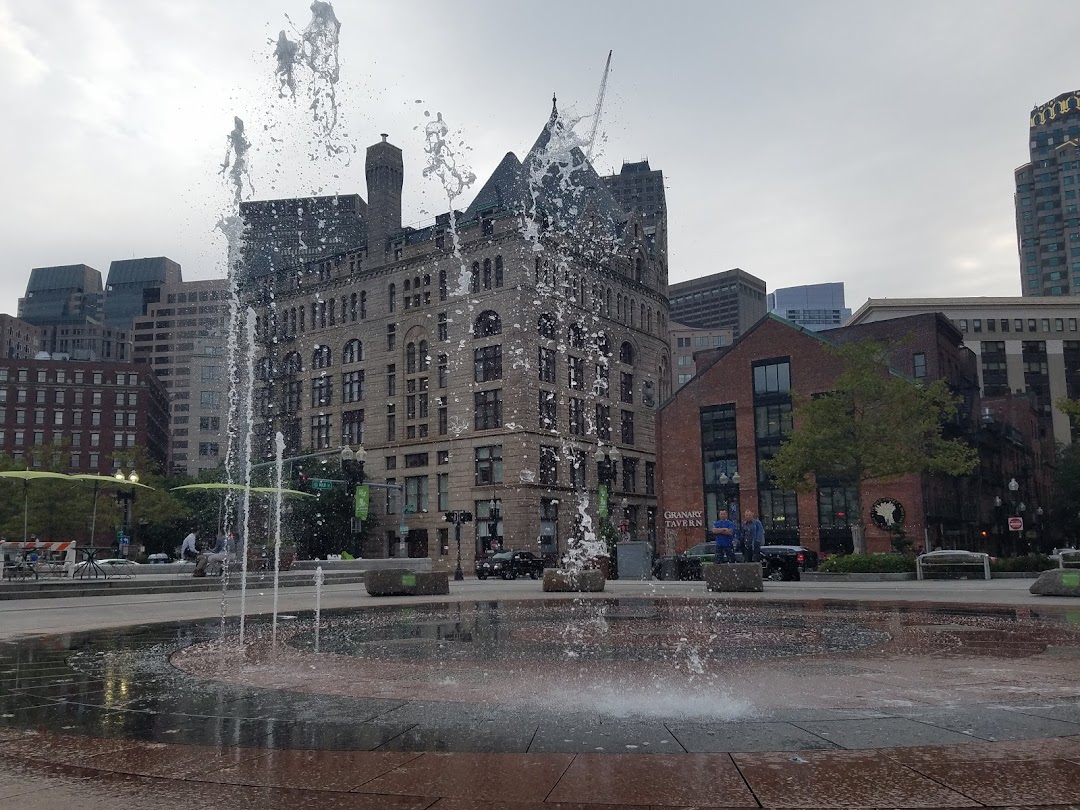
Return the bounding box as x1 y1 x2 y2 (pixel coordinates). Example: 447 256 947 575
802 572 916 582
364 568 449 597
704 562 763 592
542 569 605 592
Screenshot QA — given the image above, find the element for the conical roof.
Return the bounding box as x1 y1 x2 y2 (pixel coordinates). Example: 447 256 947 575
462 152 525 219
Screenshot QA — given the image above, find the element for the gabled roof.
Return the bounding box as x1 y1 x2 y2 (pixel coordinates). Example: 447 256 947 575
463 100 625 233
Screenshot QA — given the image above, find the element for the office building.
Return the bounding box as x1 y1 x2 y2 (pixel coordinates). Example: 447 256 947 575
668 268 766 338
132 278 230 477
669 321 733 391
847 297 1080 445
103 257 182 328
1015 91 1080 297
603 159 666 232
250 103 671 566
768 282 850 331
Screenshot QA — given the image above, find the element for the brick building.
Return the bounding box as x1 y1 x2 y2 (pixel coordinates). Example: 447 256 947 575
0 315 40 359
0 357 170 474
249 105 671 564
656 312 1042 556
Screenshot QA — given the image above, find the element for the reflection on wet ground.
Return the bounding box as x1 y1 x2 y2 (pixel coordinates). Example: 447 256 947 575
2 598 1080 807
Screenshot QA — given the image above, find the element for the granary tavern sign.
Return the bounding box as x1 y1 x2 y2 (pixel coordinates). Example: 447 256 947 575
664 510 704 529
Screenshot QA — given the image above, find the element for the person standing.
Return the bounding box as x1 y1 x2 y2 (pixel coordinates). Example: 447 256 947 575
741 509 765 563
711 509 737 564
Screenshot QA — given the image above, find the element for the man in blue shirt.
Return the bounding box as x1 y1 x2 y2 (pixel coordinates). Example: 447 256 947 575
741 509 765 562
711 509 737 564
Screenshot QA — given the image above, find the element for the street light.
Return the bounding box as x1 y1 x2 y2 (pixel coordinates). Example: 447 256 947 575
488 496 501 552
113 469 139 558
594 445 621 516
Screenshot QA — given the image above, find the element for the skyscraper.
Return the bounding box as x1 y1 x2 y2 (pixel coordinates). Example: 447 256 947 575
1015 91 1080 297
768 282 850 331
668 268 767 337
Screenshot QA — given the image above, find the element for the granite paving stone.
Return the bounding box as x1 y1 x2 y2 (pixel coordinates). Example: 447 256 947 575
666 721 839 753
196 749 424 791
547 752 756 807
377 719 540 753
905 757 1080 806
529 720 684 753
897 705 1080 741
732 750 981 808
268 718 418 751
1010 702 1080 726
791 717 981 749
357 752 574 802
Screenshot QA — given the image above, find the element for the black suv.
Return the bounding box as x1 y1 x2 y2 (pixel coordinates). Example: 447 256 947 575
475 550 545 580
760 545 819 581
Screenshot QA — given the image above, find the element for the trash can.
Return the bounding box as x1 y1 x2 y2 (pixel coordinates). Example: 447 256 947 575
616 541 652 580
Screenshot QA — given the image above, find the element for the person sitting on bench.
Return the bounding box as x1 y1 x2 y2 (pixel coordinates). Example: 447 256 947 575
180 530 199 563
193 533 227 577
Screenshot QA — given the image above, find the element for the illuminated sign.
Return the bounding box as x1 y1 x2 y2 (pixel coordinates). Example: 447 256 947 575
1030 93 1080 128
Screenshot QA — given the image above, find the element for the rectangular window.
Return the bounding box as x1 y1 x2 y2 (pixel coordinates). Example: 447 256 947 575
311 376 333 407
310 414 332 449
913 352 927 379
539 445 558 486
538 347 556 383
200 390 222 408
387 323 396 351
342 370 364 403
753 360 791 395
620 410 635 444
342 409 364 446
437 313 448 341
473 389 502 430
972 319 982 333
437 473 449 511
199 416 221 431
405 452 429 468
475 445 503 485
620 372 634 404
387 403 396 440
568 397 585 435
622 457 638 493
645 461 656 496
594 362 609 397
539 390 557 431
474 345 502 382
568 356 584 390
595 403 611 441
404 476 429 513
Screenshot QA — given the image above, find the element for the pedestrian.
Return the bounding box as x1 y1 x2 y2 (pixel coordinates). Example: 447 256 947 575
180 530 198 562
741 509 765 563
711 509 737 564
193 533 227 577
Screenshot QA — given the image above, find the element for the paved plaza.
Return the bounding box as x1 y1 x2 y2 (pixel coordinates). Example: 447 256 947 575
1 578 1079 808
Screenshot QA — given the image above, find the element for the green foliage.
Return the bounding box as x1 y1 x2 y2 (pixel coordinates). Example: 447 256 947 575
287 485 364 560
1051 440 1080 544
819 553 916 574
990 554 1056 573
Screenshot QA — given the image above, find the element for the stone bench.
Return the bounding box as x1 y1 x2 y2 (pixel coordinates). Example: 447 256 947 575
364 568 449 597
542 569 605 592
916 550 990 580
1059 550 1080 569
704 562 763 593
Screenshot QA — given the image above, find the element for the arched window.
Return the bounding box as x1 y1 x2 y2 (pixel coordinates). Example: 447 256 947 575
257 357 273 381
483 258 493 290
606 287 612 316
568 323 586 350
596 332 611 357
404 278 411 293
630 298 636 327
289 308 297 335
299 306 305 332
319 301 327 329
470 262 480 294
419 340 430 370
360 290 367 319
635 257 643 283
283 351 303 376
389 283 396 313
538 313 556 339
406 342 417 374
328 299 336 325
343 339 363 364
474 310 502 337
439 267 447 301
312 345 331 370
620 341 635 365
616 294 622 320
494 256 504 287
640 303 646 328
350 293 357 322
647 308 653 333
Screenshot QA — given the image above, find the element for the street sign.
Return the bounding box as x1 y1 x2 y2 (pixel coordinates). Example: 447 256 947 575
310 478 334 491
399 524 410 536
1008 516 1024 531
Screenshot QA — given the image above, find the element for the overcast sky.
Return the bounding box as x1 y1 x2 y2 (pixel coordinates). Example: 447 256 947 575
3 0 1079 317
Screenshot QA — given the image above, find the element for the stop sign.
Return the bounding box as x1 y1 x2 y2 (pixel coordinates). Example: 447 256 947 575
1008 516 1024 531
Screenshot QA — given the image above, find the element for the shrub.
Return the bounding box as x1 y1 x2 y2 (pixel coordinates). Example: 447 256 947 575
990 554 1055 573
819 553 916 574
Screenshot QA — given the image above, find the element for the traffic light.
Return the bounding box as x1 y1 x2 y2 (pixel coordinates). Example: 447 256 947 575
296 472 311 493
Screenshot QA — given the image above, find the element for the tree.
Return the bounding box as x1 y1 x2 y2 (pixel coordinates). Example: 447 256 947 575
766 340 978 553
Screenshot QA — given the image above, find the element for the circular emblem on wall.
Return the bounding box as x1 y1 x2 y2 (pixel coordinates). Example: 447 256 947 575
870 498 905 530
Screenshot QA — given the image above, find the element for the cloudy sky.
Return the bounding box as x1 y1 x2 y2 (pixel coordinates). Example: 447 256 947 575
3 0 1079 317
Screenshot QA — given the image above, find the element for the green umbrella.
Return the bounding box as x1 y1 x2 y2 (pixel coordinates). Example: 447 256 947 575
170 483 313 497
0 470 72 542
71 474 155 547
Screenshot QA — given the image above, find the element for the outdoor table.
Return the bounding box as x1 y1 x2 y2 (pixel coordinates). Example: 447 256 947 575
74 546 108 580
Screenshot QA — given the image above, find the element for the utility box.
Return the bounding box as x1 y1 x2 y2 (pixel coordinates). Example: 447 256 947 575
616 541 652 580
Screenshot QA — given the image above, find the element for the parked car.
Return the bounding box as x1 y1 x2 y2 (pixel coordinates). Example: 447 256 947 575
147 553 172 564
760 545 819 581
475 550 545 580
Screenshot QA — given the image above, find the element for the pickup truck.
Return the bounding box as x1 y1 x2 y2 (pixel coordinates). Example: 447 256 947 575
475 550 545 580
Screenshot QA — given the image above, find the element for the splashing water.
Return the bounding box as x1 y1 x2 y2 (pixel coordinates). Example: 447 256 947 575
273 1 344 155
219 117 253 208
271 431 286 649
421 111 476 296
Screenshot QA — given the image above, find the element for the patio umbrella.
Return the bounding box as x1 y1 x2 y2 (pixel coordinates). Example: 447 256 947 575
0 470 72 542
170 483 313 497
71 474 155 547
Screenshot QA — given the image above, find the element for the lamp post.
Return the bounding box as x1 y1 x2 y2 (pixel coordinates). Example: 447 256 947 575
716 468 742 516
113 469 139 558
443 510 474 580
593 445 621 517
488 496 501 553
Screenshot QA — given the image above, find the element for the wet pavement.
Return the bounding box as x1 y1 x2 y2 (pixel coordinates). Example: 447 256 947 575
1 589 1080 807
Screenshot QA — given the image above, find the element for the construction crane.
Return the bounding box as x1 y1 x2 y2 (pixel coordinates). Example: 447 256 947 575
586 50 613 160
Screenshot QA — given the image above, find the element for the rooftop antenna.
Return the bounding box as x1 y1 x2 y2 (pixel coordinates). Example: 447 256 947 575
586 50 613 161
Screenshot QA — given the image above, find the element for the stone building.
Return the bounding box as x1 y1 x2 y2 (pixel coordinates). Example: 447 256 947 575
248 105 671 565
0 315 40 359
668 268 767 338
668 321 732 391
